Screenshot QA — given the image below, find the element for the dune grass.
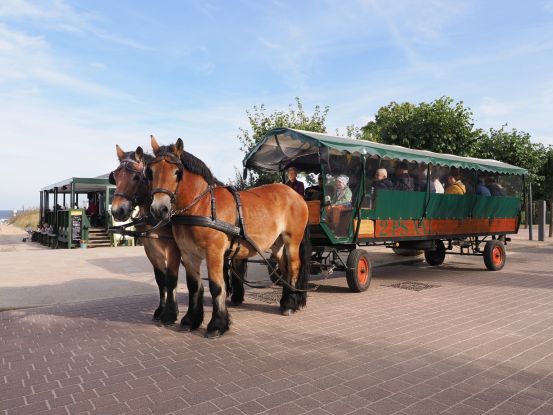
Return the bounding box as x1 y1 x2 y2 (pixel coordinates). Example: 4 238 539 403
9 208 40 229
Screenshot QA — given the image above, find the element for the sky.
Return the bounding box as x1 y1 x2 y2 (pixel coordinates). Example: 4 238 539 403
1 0 553 209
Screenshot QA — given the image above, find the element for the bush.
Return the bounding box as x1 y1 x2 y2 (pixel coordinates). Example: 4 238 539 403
9 209 40 229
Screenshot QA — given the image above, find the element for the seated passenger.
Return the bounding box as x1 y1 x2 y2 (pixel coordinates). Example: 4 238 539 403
325 175 352 233
305 175 323 201
372 168 393 191
327 175 352 206
416 166 436 193
476 179 492 196
445 169 466 195
486 178 506 196
394 163 415 191
285 167 304 196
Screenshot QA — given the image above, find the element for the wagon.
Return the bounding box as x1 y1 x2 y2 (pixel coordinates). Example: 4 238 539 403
243 128 527 292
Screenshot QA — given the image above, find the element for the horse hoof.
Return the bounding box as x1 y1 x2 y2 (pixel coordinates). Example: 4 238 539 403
229 300 243 307
205 329 221 339
281 308 294 316
179 323 193 332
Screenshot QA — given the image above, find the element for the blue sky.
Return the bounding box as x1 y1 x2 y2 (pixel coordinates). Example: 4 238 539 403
1 0 553 209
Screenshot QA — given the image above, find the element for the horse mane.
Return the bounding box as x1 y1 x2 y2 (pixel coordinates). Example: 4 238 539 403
156 144 223 186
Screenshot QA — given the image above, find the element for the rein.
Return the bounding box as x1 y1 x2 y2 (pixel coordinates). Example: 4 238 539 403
147 150 312 293
110 157 170 240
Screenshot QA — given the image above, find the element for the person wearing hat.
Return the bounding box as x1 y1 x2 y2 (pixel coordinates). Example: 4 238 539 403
331 174 352 206
326 174 352 232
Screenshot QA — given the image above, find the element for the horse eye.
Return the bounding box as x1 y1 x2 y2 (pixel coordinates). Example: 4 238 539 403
133 174 140 182
175 170 183 181
145 167 153 180
109 172 116 185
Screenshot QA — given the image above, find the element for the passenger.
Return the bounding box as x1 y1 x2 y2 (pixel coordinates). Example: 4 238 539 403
445 169 466 195
394 163 415 191
476 178 492 196
285 167 304 196
433 175 445 194
305 175 323 201
416 166 436 193
486 178 506 196
329 175 352 206
326 175 352 232
372 168 393 191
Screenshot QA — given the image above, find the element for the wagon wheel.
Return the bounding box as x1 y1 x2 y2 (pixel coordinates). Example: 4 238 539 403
424 240 446 266
483 240 506 271
346 249 372 292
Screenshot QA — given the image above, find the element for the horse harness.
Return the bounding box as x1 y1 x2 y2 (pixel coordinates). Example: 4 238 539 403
114 151 310 293
147 150 248 259
109 158 151 207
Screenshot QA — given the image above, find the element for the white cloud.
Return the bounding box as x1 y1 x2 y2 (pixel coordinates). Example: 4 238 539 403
0 0 150 50
0 23 133 100
0 0 53 18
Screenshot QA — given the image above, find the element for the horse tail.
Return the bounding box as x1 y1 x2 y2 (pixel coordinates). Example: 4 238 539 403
297 225 311 307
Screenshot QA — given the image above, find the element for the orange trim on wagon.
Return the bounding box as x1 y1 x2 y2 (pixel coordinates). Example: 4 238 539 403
373 218 518 239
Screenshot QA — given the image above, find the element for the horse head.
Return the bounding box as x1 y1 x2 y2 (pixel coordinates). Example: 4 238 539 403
148 135 185 221
110 144 148 221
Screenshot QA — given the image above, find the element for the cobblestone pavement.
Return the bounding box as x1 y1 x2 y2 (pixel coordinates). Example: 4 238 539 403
1 243 553 415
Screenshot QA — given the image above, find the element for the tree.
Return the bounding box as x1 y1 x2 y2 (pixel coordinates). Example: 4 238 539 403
361 97 482 156
475 126 547 196
236 97 329 187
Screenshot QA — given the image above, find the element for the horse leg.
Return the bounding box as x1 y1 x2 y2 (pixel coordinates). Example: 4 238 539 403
180 256 204 331
152 268 166 321
206 253 230 338
158 245 181 324
279 232 306 315
273 237 297 315
229 259 246 307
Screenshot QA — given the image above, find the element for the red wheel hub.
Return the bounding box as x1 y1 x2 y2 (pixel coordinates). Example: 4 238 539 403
357 257 369 285
492 246 504 266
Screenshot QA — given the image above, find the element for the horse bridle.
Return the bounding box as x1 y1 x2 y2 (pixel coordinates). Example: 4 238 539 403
147 152 184 203
110 158 148 206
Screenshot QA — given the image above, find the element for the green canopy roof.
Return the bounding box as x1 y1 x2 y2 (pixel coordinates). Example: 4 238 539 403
243 128 528 175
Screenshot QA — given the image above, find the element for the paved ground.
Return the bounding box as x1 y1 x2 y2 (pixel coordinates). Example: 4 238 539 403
0 224 423 309
1 230 553 414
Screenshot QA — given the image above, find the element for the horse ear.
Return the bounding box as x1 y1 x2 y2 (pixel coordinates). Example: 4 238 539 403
151 135 160 153
116 144 125 161
135 146 143 162
175 138 184 156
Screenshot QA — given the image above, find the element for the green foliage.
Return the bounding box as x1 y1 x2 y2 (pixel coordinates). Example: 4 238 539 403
361 97 482 156
542 146 553 200
474 126 547 195
237 97 329 187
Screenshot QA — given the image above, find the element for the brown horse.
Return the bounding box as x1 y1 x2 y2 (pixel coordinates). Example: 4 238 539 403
147 136 311 338
110 145 182 324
